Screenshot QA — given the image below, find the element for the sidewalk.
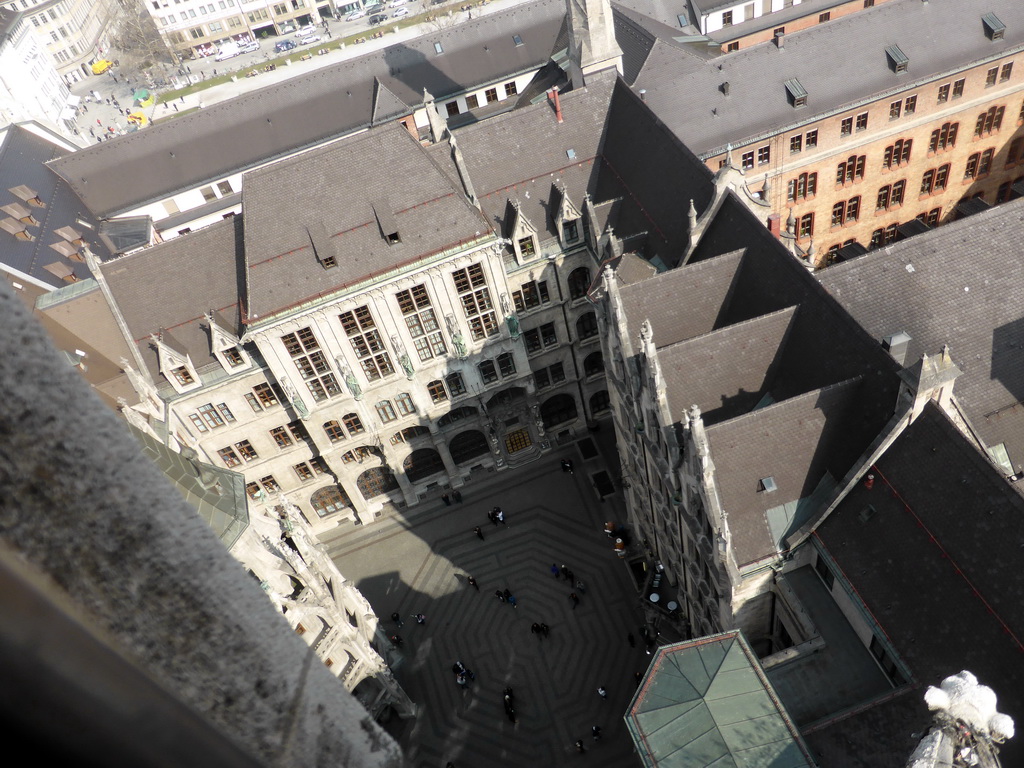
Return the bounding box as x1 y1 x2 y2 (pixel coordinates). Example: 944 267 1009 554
67 0 529 144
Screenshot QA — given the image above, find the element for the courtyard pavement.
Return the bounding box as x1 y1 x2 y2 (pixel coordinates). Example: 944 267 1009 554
321 431 651 768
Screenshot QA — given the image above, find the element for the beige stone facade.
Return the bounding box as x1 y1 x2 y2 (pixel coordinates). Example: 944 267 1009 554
703 48 1024 265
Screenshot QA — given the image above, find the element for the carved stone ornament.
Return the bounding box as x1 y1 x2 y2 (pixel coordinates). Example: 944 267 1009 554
281 377 310 419
446 314 468 359
391 334 415 379
336 356 363 400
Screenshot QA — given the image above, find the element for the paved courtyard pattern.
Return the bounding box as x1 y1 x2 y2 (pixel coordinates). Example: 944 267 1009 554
323 451 650 767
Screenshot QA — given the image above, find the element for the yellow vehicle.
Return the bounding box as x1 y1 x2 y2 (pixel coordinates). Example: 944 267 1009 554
91 59 113 75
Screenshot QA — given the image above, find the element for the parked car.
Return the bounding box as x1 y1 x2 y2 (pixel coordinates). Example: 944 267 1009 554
389 0 408 6
299 32 322 44
274 39 297 52
239 40 260 54
392 7 409 17
368 13 388 24
295 24 317 37
345 9 365 20
364 3 384 13
91 59 113 75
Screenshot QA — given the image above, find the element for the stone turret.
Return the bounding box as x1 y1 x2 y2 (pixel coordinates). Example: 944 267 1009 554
565 0 623 88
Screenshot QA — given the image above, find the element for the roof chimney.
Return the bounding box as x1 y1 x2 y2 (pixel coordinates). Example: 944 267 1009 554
548 88 563 123
774 31 784 49
639 89 646 101
882 331 912 366
721 81 730 96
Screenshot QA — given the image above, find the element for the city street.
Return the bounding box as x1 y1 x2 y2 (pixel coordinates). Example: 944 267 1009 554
66 0 529 143
319 431 654 767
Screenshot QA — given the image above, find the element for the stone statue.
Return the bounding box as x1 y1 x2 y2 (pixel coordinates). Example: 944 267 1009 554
506 313 520 339
336 357 363 400
446 314 468 359
391 334 415 379
281 377 310 419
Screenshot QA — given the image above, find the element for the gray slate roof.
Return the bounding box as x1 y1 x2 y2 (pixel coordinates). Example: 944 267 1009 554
47 0 566 218
0 124 111 287
242 124 491 321
810 402 1024 768
618 211 901 567
102 216 243 381
631 0 1024 156
819 197 1024 478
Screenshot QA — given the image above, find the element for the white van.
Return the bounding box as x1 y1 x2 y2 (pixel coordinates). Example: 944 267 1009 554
214 42 241 61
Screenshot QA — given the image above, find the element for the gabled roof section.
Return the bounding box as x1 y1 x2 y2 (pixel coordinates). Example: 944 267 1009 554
47 0 567 219
0 124 111 288
242 124 491 321
819 197 1024 479
626 631 815 768
370 77 410 125
658 306 798 427
810 402 1024 767
632 0 1024 156
706 377 868 567
101 216 244 382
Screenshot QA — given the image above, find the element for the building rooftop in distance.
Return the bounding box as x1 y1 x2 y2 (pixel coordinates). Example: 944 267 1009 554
626 631 816 768
47 0 566 219
628 0 1024 156
819 196 1024 482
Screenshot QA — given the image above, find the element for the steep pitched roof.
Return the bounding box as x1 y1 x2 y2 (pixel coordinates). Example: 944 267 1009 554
242 124 491 321
810 402 1024 768
819 197 1024 477
101 216 244 381
631 0 1024 156
0 124 110 288
47 0 566 218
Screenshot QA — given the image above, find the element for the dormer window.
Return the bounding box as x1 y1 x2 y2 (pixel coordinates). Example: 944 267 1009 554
518 236 536 258
222 346 244 367
564 219 580 243
171 365 195 386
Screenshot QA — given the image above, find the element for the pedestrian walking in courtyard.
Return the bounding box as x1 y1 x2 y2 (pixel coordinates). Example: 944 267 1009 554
561 458 574 474
508 594 518 608
488 509 497 526
173 104 179 111
592 725 602 740
414 613 426 625
456 672 468 687
391 611 403 627
495 507 506 526
634 671 644 685
628 632 636 648
453 490 463 503
467 575 479 590
452 660 466 674
503 588 512 602
575 740 586 753
390 634 403 647
540 623 550 637
495 589 505 602
531 622 542 637
569 592 580 609
575 579 586 594
179 95 185 103
560 564 571 580
551 563 560 579
597 686 608 699
474 525 484 540
442 492 451 506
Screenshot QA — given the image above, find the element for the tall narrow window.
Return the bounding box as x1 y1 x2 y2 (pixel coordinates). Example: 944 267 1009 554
446 372 467 396
428 379 448 404
452 264 499 341
396 285 446 362
339 306 394 381
282 327 340 402
395 393 415 416
497 352 516 378
375 400 398 423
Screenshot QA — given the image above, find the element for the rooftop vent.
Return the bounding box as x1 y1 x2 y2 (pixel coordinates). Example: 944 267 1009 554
721 81 730 96
1 202 38 226
0 217 33 240
983 13 1005 40
882 331 912 365
43 261 77 282
784 78 807 108
512 34 523 46
8 184 44 207
49 240 84 261
758 476 777 493
53 225 85 245
886 44 909 74
372 200 401 245
434 41 443 54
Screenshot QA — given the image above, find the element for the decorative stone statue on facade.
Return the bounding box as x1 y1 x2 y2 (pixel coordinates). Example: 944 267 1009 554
336 357 363 400
446 314 468 359
391 334 415 380
500 292 521 339
281 376 310 420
